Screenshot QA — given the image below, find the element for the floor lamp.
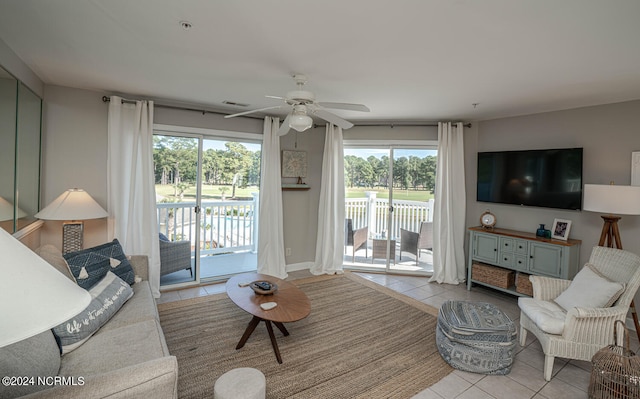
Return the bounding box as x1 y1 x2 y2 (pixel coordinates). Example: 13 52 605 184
35 188 108 254
583 183 640 341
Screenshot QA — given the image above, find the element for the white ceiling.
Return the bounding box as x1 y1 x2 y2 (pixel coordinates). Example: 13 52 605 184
1 0 639 123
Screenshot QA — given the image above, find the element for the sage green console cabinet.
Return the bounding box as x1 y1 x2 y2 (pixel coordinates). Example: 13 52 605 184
467 227 582 296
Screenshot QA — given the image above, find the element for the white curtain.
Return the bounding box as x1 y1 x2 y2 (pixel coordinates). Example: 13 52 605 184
430 122 466 284
311 124 345 275
257 116 287 278
107 96 161 297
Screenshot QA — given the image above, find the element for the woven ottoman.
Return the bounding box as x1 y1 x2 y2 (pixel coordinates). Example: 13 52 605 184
436 300 517 375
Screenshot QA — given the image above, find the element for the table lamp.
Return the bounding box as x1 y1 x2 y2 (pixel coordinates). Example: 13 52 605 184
583 182 640 341
583 183 640 249
35 188 108 254
0 227 91 347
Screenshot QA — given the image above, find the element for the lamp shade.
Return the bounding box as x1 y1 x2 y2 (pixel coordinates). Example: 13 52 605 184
35 188 108 220
0 197 27 222
583 184 640 215
0 227 91 347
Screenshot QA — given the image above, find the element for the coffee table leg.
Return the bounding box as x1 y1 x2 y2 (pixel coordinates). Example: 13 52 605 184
264 320 283 364
273 321 289 336
236 316 261 349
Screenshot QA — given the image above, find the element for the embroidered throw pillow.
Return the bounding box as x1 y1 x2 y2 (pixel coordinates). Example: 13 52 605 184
64 239 135 285
52 272 133 354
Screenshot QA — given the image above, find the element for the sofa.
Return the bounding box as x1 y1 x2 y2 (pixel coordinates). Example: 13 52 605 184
0 246 178 399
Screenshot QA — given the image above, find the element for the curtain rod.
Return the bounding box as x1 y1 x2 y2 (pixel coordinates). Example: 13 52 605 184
101 96 471 128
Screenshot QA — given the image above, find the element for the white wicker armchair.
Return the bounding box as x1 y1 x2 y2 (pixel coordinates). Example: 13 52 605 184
518 246 640 381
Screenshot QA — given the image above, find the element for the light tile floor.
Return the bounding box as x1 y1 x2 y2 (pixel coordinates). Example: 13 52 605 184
157 270 640 399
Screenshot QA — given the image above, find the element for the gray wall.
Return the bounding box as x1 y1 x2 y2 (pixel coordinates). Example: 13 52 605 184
465 100 640 307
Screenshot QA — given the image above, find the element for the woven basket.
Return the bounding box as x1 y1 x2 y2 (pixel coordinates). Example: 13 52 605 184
589 320 640 399
472 263 515 289
516 273 533 296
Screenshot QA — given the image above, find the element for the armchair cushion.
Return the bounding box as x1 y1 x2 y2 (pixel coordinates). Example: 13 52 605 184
518 297 566 335
554 264 624 311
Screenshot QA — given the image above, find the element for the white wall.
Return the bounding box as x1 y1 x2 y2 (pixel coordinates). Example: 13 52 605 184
465 100 640 308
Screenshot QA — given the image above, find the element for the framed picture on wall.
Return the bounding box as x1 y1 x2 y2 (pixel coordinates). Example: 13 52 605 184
551 218 572 241
281 150 307 178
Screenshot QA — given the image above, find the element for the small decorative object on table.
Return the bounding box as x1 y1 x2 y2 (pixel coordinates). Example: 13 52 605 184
535 224 552 239
480 210 496 229
551 218 572 240
250 281 278 295
588 320 640 399
536 224 546 237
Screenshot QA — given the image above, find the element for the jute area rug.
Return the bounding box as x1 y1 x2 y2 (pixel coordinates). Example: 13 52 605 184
158 272 453 398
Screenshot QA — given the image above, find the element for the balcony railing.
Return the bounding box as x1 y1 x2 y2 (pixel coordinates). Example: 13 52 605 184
346 192 434 239
157 193 259 256
157 191 432 256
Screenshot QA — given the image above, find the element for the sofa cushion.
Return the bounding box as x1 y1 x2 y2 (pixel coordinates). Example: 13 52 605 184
64 251 111 289
59 319 170 377
519 297 566 335
98 280 158 333
53 272 133 354
554 263 625 311
64 239 135 285
0 330 60 398
35 244 76 282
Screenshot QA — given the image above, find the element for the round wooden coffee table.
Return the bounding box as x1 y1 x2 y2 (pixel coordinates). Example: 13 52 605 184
226 273 311 363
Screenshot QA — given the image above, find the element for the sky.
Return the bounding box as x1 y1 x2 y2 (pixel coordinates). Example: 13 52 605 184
344 148 437 159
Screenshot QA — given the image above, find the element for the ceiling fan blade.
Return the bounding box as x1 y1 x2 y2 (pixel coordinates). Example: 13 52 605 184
277 114 291 136
265 95 286 100
224 105 283 119
313 109 354 129
317 102 370 112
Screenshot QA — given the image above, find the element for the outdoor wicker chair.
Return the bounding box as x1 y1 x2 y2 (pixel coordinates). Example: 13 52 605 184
399 222 433 265
345 218 368 263
159 233 193 277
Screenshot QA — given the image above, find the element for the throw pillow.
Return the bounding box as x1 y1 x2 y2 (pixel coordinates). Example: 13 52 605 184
52 272 133 354
554 264 625 311
64 252 111 290
64 239 135 285
35 244 75 282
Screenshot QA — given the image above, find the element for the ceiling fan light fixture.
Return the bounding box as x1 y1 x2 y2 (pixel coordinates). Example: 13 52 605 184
289 114 313 132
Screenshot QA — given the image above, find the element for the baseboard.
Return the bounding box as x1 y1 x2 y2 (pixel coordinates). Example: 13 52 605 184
286 261 313 272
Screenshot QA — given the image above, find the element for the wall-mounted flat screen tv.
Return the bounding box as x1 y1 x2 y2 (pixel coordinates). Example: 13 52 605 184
477 148 583 210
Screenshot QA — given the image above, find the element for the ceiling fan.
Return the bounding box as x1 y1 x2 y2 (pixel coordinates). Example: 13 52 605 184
224 74 370 136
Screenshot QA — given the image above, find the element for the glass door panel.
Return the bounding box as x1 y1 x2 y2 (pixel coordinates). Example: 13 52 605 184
390 148 437 274
343 147 391 271
154 135 199 287
198 138 260 280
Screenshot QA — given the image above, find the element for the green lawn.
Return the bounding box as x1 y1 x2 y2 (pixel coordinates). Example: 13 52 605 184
156 184 433 202
345 187 433 202
155 184 260 201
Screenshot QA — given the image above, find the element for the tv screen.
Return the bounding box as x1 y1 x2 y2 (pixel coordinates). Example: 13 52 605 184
477 148 583 210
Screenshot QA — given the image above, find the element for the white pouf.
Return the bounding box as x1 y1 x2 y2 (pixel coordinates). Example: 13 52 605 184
214 367 266 399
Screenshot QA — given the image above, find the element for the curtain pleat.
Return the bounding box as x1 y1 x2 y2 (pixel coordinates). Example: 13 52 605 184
430 122 466 284
107 96 161 297
257 116 287 278
311 124 345 275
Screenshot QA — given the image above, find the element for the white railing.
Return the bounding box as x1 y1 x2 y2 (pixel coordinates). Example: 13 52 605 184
157 194 259 256
346 192 434 239
158 192 432 256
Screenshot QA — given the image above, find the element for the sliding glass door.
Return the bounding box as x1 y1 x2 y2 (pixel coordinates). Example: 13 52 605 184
344 145 436 275
154 127 262 288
